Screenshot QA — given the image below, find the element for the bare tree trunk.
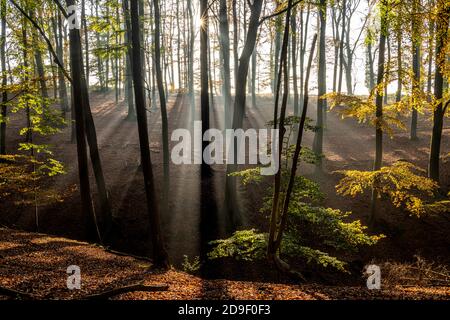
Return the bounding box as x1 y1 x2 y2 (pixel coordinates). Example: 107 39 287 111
82 0 89 88
129 0 169 268
370 1 388 224
187 0 195 114
396 28 402 102
313 0 327 171
123 0 135 119
291 9 299 116
66 0 100 241
429 0 450 183
338 0 346 94
0 0 6 155
410 0 421 140
200 0 211 175
153 0 170 208
218 0 232 128
225 0 263 226
56 12 69 116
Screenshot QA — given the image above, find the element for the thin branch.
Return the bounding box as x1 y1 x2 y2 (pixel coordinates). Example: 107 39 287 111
259 0 304 25
82 283 169 300
51 0 68 19
0 286 35 299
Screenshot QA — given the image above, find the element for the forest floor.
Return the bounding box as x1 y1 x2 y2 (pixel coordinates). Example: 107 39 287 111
1 91 450 298
1 227 449 300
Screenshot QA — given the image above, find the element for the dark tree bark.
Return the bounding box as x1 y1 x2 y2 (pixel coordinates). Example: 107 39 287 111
187 0 195 112
218 0 232 128
410 0 421 141
0 0 6 155
396 28 402 102
338 0 346 94
81 0 89 88
122 0 135 120
291 9 299 116
153 0 170 206
66 0 100 241
200 0 210 175
231 0 263 129
429 0 450 183
313 0 327 170
370 0 388 224
232 0 239 89
129 0 169 268
55 12 69 116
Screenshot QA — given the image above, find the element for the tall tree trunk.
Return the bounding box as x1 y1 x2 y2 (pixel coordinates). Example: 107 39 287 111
123 0 135 119
56 12 69 116
82 0 89 88
0 0 6 155
66 0 100 241
200 0 211 175
291 9 299 116
129 0 169 268
225 0 263 226
218 0 232 128
410 0 421 141
338 0 346 94
313 0 327 171
370 0 388 224
231 0 263 130
232 0 239 89
251 47 257 108
396 28 402 102
186 0 195 115
153 0 170 208
429 0 450 183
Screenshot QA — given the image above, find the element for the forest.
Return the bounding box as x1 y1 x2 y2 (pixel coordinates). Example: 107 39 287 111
0 0 449 302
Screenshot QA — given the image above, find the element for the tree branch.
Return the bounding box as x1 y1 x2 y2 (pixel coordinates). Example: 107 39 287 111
0 286 35 299
9 0 72 83
259 0 304 25
82 283 169 300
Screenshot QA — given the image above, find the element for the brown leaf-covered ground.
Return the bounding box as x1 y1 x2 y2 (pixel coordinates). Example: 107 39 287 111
1 227 448 300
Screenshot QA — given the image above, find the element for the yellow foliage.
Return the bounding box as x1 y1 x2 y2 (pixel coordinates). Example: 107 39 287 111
324 92 411 136
0 155 66 206
336 161 442 216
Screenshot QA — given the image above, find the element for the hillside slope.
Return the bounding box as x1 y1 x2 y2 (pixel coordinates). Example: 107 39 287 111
0 228 448 300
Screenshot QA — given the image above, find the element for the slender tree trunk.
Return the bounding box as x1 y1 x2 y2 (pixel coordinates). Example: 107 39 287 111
82 0 89 88
0 0 6 155
56 12 69 116
313 0 327 171
225 0 263 226
66 0 100 241
218 0 232 128
251 47 257 108
429 0 450 183
129 0 169 268
338 0 346 94
200 0 211 175
291 9 299 116
153 0 170 207
370 1 388 224
232 0 239 89
396 29 402 102
187 0 195 114
427 16 435 102
123 0 135 119
410 0 421 141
